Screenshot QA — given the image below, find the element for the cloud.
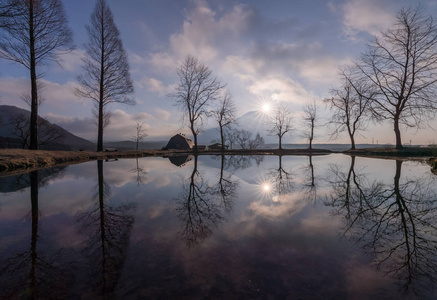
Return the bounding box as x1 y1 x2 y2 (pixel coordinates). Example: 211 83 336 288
0 77 79 109
155 108 171 121
135 76 178 97
342 0 395 38
248 75 315 105
149 0 256 69
54 48 86 72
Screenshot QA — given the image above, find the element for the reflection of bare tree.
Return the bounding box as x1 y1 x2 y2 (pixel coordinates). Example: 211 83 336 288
299 155 317 203
326 158 437 297
130 158 148 185
176 156 234 247
224 155 264 171
76 160 135 297
0 170 72 298
213 154 239 212
268 155 293 198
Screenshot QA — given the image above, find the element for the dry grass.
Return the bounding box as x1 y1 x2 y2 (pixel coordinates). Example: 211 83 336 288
0 149 173 176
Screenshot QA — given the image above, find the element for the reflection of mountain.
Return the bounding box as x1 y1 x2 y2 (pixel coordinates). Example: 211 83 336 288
0 105 94 150
0 166 66 193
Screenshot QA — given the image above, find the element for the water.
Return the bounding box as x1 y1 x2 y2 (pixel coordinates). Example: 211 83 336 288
0 154 436 299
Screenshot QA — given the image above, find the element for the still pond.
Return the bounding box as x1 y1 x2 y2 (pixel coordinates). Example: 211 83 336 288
0 154 436 299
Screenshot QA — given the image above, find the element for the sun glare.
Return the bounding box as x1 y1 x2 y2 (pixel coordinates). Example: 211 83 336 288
262 103 271 113
262 183 271 192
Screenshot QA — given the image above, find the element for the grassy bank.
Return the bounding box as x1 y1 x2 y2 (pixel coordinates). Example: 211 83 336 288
2 147 437 176
344 147 437 158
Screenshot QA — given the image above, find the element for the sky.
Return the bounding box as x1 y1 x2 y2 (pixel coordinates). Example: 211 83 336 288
1 0 437 145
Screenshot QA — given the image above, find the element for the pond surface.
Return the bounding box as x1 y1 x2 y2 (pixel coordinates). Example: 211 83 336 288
0 154 437 299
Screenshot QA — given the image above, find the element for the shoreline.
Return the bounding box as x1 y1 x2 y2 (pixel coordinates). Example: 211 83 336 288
0 147 436 176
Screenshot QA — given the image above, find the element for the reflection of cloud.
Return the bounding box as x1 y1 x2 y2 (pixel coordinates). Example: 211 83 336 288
154 175 171 188
300 210 340 236
248 192 307 220
344 261 394 294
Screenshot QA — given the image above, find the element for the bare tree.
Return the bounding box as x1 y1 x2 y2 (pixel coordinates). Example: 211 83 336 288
75 0 135 152
301 101 318 150
235 129 252 149
0 0 74 150
223 126 238 149
356 6 437 149
214 91 236 151
172 55 225 151
325 72 372 150
131 122 147 150
248 133 265 149
266 104 293 150
0 0 19 29
9 113 64 148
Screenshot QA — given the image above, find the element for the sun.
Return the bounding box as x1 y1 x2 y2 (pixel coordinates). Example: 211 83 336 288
263 183 271 191
262 103 271 113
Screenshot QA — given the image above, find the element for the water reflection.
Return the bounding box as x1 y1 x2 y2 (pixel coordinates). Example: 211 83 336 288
224 155 264 171
76 160 136 297
168 155 193 167
0 169 71 299
326 157 437 297
175 155 239 247
1 155 437 297
130 157 148 185
267 155 293 199
300 155 318 203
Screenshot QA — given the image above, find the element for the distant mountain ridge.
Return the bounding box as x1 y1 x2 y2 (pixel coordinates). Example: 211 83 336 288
198 110 274 144
0 105 95 150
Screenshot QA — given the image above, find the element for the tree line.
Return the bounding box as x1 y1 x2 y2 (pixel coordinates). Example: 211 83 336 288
1 3 437 151
172 6 437 151
0 0 133 151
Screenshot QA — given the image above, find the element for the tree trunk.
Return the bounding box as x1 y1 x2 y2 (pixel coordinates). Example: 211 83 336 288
309 120 314 150
97 100 103 151
348 129 356 150
279 135 282 150
220 124 225 152
29 0 38 150
394 115 403 149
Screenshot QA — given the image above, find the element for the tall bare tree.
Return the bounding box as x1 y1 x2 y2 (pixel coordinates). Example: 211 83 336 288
301 101 318 150
131 122 147 150
0 0 18 28
266 104 293 150
172 55 225 151
214 91 236 151
75 0 135 152
325 72 372 150
356 6 437 149
0 0 73 150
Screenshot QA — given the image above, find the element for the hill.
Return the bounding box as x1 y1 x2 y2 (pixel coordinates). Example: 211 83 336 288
198 110 272 144
0 105 95 150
